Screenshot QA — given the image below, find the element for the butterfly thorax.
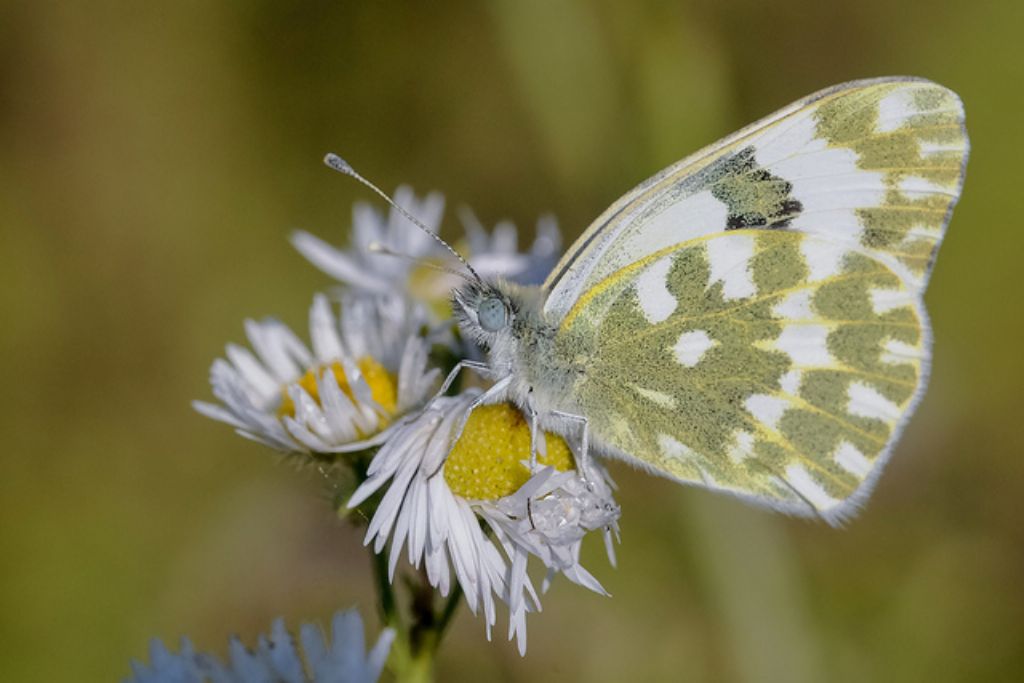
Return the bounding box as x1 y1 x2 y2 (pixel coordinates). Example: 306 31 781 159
452 279 584 418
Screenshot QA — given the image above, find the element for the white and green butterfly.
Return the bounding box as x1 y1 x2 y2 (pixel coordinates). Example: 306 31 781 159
340 76 969 525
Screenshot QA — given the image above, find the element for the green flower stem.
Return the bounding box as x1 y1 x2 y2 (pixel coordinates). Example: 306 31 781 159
388 567 464 682
341 450 463 683
371 547 400 632
436 581 464 640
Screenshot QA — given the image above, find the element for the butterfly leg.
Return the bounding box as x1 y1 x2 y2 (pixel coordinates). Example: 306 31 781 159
430 360 492 405
549 410 591 485
526 389 540 471
525 409 554 471
427 374 512 479
322 359 494 454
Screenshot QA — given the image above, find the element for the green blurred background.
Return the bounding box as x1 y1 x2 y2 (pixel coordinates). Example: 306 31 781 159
2 1 1022 681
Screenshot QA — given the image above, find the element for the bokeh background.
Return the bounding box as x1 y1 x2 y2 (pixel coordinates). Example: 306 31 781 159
3 1 1023 681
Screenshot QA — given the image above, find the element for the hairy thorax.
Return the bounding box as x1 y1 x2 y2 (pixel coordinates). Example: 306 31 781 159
494 286 587 422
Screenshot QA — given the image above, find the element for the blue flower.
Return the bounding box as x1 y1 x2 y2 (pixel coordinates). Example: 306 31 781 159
126 609 394 683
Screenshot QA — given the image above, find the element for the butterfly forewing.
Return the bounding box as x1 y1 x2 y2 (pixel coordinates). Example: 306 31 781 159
543 78 967 320
544 78 966 523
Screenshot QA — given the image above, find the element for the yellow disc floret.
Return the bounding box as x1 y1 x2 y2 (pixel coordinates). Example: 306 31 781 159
444 403 574 500
278 357 397 424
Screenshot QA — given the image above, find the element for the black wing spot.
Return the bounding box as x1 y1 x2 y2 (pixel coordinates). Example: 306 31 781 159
707 147 804 230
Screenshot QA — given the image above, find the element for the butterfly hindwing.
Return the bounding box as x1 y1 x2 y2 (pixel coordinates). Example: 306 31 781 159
556 229 927 523
543 78 967 321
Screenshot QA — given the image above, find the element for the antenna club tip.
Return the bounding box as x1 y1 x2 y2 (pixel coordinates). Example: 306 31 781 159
323 153 354 175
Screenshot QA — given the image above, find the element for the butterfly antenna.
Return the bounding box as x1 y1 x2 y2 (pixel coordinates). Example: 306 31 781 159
366 241 476 282
324 153 483 283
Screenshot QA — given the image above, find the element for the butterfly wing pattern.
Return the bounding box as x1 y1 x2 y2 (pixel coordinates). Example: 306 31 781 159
545 78 967 523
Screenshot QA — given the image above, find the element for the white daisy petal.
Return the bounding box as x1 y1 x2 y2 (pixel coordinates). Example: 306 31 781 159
191 400 247 431
310 293 345 362
283 417 334 453
246 318 311 381
292 230 395 294
225 343 279 401
317 370 362 443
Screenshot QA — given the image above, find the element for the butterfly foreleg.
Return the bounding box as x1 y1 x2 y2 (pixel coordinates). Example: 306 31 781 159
427 374 513 479
323 359 497 454
431 359 493 404
548 409 591 486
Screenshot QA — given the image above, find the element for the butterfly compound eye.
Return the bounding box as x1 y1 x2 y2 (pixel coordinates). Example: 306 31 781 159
478 297 508 332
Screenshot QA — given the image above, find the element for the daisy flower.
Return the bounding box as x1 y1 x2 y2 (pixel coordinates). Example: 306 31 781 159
291 187 562 309
346 392 620 655
194 292 439 454
125 608 394 683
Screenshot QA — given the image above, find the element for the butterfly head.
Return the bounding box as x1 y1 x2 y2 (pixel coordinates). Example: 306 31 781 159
452 280 516 351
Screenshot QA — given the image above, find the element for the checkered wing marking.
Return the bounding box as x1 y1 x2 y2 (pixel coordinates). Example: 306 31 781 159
556 230 929 524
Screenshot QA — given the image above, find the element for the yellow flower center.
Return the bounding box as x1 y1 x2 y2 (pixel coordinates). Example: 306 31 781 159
444 403 574 500
278 357 397 426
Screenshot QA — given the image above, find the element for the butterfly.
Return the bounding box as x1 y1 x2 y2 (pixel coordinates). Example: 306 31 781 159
337 77 968 525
